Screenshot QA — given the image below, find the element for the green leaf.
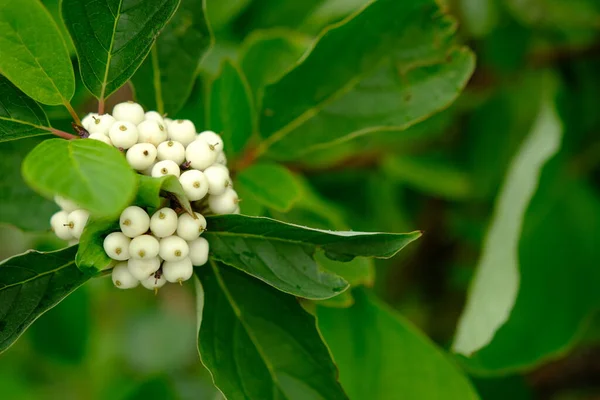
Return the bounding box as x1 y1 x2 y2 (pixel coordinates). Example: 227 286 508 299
258 0 462 148
205 0 251 32
196 261 348 400
76 219 119 274
207 60 253 158
61 0 181 101
0 0 75 105
235 162 301 212
0 246 91 354
315 252 374 287
318 289 480 400
0 76 51 142
134 174 193 216
234 0 325 32
264 47 475 160
204 214 421 299
131 0 212 115
22 138 137 217
453 85 563 357
239 30 310 105
0 137 58 230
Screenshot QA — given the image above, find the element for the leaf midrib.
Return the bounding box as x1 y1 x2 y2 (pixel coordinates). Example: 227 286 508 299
0 259 76 292
100 0 124 100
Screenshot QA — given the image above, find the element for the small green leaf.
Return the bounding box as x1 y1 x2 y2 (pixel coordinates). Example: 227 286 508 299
0 0 75 105
22 139 137 217
204 214 421 299
453 83 563 357
196 261 348 400
0 76 51 142
235 162 301 212
76 219 119 274
131 0 212 115
0 137 58 230
134 174 193 216
318 289 480 399
207 60 253 158
61 0 181 101
0 246 91 354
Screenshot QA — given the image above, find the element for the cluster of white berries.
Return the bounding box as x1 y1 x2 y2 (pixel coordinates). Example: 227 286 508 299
104 206 209 292
81 101 240 214
49 101 242 292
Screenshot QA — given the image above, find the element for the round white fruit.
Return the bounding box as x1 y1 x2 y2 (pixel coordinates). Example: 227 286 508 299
176 212 206 241
81 112 99 131
126 143 157 170
138 120 168 147
216 151 227 165
179 169 209 201
112 262 139 289
162 257 193 283
208 188 239 214
128 257 162 281
144 111 165 125
88 133 113 145
185 140 217 171
159 235 189 262
54 195 79 212
197 130 223 152
119 206 150 238
150 207 178 238
141 271 167 290
87 114 115 135
112 101 145 125
188 237 209 266
129 234 160 260
67 209 89 239
157 140 185 165
103 231 131 261
168 119 196 147
109 121 138 149
204 164 230 195
151 159 180 178
50 210 73 240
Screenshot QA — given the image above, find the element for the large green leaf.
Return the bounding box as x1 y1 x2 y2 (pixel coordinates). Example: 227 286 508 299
134 174 193 216
234 0 325 33
265 47 475 160
0 246 91 354
204 214 421 299
207 60 253 158
0 137 58 231
0 76 51 142
22 138 137 217
196 261 348 400
61 0 181 101
0 0 74 105
235 162 301 212
318 289 480 399
131 0 212 115
453 88 563 357
258 0 460 149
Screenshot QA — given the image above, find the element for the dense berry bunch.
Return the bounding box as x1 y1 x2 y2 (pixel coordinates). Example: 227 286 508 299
49 101 241 292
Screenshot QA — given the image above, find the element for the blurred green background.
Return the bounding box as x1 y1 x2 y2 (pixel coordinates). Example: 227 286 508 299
1 0 600 399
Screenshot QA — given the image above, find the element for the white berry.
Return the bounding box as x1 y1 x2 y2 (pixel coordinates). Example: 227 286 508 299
141 271 167 291
109 121 138 149
159 235 189 262
185 140 217 170
112 262 139 289
216 151 227 165
88 133 113 145
112 101 145 125
168 119 196 147
152 160 180 178
128 257 162 281
157 140 185 165
176 213 206 241
54 195 79 212
141 162 156 176
129 234 160 260
162 257 193 283
204 164 230 195
144 111 165 125
138 120 168 147
67 209 89 239
208 188 239 214
50 210 73 240
103 231 131 260
126 143 157 170
150 207 178 238
87 114 115 135
197 130 223 152
119 206 150 238
179 169 209 201
81 112 99 131
188 237 209 266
